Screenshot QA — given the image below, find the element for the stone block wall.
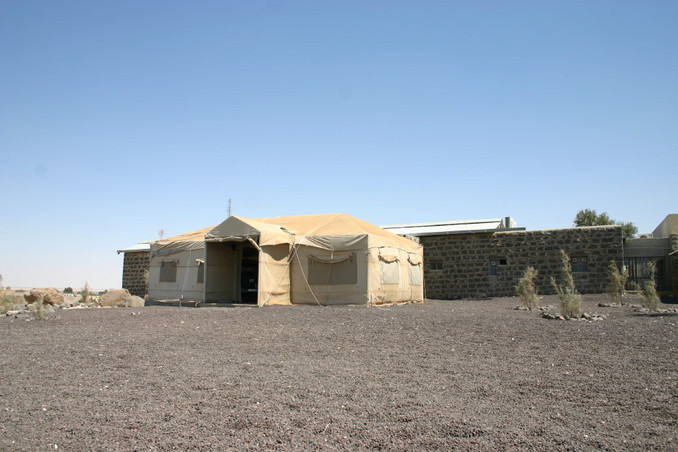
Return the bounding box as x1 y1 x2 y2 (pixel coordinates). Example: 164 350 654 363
670 234 678 292
122 251 150 297
420 226 623 299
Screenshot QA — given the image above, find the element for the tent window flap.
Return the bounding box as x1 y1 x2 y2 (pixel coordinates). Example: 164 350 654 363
159 260 177 282
197 261 205 284
308 253 357 285
408 262 423 285
380 259 400 284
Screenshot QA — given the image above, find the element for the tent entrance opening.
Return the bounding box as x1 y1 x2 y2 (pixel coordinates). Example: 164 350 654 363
240 244 259 303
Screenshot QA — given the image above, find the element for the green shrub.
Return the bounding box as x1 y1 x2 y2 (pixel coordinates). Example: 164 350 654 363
608 260 628 305
641 263 660 312
515 267 539 310
551 250 582 319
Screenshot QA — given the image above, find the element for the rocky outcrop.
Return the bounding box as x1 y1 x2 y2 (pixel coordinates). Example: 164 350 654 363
99 289 132 307
24 288 65 306
124 296 145 308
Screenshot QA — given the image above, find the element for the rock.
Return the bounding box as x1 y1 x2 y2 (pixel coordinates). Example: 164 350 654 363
13 310 31 320
514 306 529 310
124 296 145 308
99 289 132 307
24 288 65 306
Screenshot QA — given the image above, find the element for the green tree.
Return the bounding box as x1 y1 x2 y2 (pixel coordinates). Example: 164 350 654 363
573 209 638 238
63 287 74 294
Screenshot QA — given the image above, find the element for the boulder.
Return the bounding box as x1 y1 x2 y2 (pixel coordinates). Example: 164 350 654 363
99 289 132 307
24 288 65 306
124 296 145 308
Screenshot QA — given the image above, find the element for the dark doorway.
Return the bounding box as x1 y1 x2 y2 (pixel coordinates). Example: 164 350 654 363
240 245 259 303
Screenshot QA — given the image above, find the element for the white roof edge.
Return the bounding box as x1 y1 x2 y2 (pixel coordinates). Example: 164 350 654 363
381 219 503 229
117 243 152 254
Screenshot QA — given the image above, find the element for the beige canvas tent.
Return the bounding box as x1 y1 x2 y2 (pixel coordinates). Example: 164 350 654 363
148 213 424 306
148 225 214 302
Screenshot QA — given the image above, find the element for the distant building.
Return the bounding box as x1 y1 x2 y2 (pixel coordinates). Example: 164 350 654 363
624 214 678 292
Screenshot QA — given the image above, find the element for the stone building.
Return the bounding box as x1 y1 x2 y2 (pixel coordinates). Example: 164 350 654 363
384 220 623 299
117 243 150 297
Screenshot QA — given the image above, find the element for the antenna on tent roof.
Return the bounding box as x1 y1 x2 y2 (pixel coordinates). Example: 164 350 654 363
228 198 232 217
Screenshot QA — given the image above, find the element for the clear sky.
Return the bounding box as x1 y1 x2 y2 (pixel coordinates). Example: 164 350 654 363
1 1 676 290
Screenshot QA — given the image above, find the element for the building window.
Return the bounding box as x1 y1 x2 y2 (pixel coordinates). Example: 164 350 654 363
571 256 588 273
197 261 205 284
489 258 507 276
308 253 357 285
159 260 177 282
429 260 443 271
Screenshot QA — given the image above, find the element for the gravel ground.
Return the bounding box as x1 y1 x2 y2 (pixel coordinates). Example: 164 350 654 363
1 294 676 451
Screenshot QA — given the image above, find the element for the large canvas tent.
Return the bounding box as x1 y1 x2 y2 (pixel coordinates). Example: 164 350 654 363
148 213 424 306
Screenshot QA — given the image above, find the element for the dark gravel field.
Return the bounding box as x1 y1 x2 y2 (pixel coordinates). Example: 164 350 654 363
1 294 676 451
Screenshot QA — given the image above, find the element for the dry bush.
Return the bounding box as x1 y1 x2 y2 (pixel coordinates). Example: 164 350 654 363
515 267 539 310
0 294 14 315
641 263 660 312
79 282 90 304
551 250 582 319
608 260 628 305
29 297 48 320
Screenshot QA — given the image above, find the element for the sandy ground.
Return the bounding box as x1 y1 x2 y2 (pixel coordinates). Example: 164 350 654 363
1 294 676 451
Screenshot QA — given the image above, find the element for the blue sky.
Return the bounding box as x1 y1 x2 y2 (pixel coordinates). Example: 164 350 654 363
1 1 676 289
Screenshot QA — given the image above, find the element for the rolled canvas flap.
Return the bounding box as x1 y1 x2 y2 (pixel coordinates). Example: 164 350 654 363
379 254 399 263
310 253 353 264
408 255 422 265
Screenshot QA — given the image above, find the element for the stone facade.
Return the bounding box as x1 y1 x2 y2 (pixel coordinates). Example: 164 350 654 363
670 234 678 293
121 251 150 297
420 226 623 299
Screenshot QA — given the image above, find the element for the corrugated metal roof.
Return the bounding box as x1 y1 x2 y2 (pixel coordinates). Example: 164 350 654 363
116 242 151 254
382 218 525 237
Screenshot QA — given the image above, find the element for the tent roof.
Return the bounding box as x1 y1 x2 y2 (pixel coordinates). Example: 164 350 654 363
157 226 216 243
207 213 420 250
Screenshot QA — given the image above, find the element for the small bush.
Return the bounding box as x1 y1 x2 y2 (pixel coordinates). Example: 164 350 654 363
80 283 90 304
0 294 14 315
515 267 539 310
29 297 48 320
641 263 660 312
608 260 628 305
551 250 582 319
63 287 74 294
